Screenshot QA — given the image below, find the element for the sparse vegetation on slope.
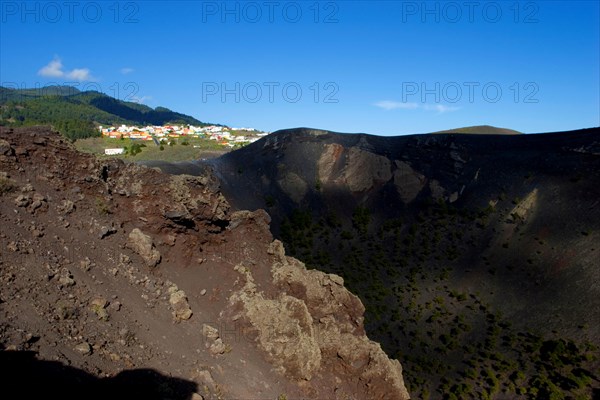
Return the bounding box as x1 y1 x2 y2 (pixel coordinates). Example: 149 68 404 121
205 127 600 399
279 199 599 398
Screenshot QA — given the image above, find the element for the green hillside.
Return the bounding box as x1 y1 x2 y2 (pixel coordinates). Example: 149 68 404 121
432 125 522 135
0 86 208 140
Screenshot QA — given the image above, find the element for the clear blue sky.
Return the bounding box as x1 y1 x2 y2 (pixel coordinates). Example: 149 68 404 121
1 1 598 135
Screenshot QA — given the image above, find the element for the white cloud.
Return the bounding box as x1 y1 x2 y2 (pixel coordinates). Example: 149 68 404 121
66 68 93 81
374 100 419 110
375 100 460 114
120 67 134 75
38 57 64 77
38 57 95 81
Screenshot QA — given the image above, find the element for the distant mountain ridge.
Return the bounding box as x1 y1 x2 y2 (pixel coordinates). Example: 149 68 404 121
0 85 209 140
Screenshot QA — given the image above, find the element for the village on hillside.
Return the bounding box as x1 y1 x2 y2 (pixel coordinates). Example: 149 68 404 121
99 124 269 154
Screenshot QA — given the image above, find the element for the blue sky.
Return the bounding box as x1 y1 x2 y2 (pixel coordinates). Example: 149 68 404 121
1 1 598 135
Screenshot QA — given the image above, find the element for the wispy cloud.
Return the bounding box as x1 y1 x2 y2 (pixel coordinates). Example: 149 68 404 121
38 57 95 81
374 100 419 110
120 67 134 75
38 57 64 78
375 100 460 114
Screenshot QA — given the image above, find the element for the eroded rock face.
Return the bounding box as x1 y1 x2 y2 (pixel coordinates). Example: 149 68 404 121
342 147 392 193
429 179 446 200
127 228 161 267
510 188 539 222
230 239 411 399
228 209 271 231
318 143 344 183
230 263 322 380
168 174 230 225
277 172 308 204
393 160 427 204
270 241 410 399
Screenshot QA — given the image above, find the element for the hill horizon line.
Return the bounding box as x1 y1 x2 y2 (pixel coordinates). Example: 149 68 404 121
268 125 600 138
2 85 598 137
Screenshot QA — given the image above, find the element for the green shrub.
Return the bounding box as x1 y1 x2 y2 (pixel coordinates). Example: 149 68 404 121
341 230 353 240
95 197 111 215
265 195 275 207
352 206 371 235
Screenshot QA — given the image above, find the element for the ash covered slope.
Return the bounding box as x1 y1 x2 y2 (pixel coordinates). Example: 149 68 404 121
0 126 410 400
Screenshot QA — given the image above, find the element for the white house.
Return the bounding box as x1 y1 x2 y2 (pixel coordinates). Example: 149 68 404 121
105 148 125 155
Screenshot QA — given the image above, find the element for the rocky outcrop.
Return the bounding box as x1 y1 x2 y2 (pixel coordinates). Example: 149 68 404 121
393 160 427 203
277 171 308 204
429 179 446 200
202 324 227 355
168 174 229 223
318 143 344 183
0 138 14 157
127 228 161 267
319 144 428 205
228 209 271 231
509 188 539 222
230 239 411 399
341 147 392 192
168 285 193 322
230 263 322 380
271 241 410 399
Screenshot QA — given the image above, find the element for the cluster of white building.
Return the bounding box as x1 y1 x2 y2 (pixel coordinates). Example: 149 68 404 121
99 124 268 147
